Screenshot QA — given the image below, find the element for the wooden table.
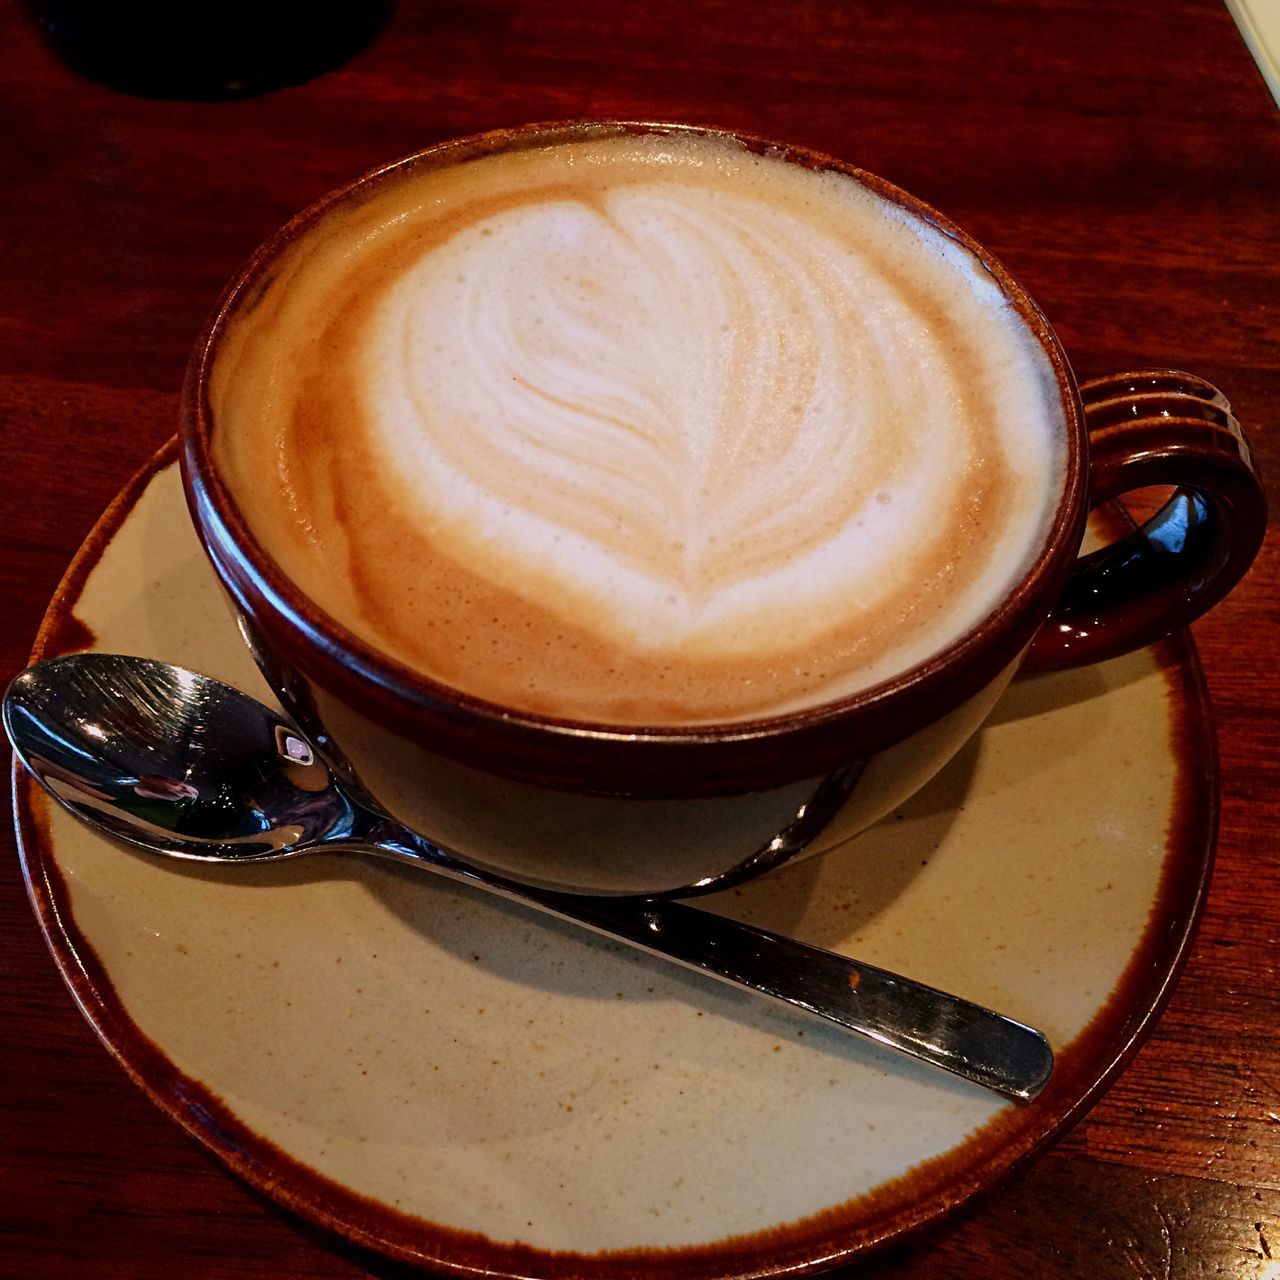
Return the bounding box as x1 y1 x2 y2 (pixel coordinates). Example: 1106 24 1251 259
3 2 1277 1275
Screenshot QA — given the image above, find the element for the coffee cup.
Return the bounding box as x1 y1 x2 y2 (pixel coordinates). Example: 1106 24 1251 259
181 121 1266 896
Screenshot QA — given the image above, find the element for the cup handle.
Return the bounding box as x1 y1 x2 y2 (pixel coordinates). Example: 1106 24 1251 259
1024 370 1267 670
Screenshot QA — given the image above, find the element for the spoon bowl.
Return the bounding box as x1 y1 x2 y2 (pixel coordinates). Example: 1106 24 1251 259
4 652 1054 1102
5 655 361 859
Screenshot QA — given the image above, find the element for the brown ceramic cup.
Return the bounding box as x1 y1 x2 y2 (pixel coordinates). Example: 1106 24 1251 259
180 121 1267 897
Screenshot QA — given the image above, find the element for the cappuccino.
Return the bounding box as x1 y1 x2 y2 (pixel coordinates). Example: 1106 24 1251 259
211 130 1066 725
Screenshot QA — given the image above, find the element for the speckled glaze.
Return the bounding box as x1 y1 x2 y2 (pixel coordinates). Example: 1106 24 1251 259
15 446 1216 1276
180 123 1264 896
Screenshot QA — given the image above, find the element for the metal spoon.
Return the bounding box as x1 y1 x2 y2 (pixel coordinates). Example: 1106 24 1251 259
3 652 1053 1102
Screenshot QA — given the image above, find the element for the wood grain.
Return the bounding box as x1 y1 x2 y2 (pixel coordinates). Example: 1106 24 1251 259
2 1 1277 1275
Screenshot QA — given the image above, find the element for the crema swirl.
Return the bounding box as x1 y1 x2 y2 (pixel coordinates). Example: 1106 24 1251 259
211 131 1066 724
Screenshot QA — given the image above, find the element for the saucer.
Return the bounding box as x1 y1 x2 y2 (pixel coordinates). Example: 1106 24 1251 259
13 440 1214 1278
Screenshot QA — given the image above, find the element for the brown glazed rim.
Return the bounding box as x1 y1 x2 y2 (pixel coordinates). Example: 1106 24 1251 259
15 440 1218 1278
180 120 1090 795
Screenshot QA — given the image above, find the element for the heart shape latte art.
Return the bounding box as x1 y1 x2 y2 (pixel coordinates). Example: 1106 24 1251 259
367 187 951 648
213 134 1065 723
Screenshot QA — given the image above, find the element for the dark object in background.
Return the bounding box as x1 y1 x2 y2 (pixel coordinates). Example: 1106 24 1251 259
32 1 397 99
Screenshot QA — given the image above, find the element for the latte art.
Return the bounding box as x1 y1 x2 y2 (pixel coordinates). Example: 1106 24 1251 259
212 131 1067 724
372 190 956 645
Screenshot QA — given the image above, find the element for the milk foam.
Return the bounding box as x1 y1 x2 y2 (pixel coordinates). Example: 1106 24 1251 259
212 132 1067 724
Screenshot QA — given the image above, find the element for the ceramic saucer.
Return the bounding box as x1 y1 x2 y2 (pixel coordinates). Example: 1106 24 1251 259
13 440 1214 1278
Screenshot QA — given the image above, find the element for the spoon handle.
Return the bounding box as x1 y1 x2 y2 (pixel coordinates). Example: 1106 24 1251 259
367 837 1053 1103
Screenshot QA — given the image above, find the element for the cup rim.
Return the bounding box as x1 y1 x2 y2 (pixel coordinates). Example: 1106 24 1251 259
180 118 1089 794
